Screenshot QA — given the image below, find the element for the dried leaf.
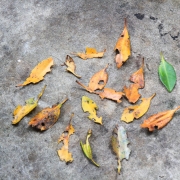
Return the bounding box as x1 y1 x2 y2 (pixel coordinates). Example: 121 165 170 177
114 19 131 68
82 96 102 124
158 53 176 92
121 93 156 123
80 129 99 167
130 58 145 88
57 113 75 163
29 98 68 131
73 47 106 60
12 85 46 124
96 88 124 103
111 125 131 174
141 106 180 131
123 84 141 103
17 57 54 87
64 55 81 78
76 65 108 93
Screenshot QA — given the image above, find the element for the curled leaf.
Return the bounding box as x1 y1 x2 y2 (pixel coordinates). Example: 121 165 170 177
76 65 108 93
158 53 176 92
123 84 141 103
17 57 54 87
130 58 145 88
12 85 46 124
80 129 99 167
96 88 124 103
29 98 68 131
114 19 131 68
111 125 131 174
141 106 180 131
121 93 156 123
64 55 81 78
73 47 106 60
82 96 102 124
57 113 75 163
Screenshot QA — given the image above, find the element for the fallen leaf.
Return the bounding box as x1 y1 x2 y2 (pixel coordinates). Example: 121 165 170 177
12 85 46 125
80 129 99 167
57 113 75 163
121 93 156 123
29 98 68 131
76 65 108 93
141 106 180 131
114 19 131 68
130 58 145 88
111 125 131 174
64 55 81 78
73 47 106 60
158 53 176 92
82 96 102 124
123 84 141 103
17 57 54 87
96 88 124 103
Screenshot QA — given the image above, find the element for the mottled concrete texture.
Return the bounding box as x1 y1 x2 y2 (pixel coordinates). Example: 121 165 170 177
0 0 180 180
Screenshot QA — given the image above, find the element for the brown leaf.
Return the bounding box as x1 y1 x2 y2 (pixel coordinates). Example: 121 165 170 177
141 106 180 131
130 58 144 88
17 57 54 86
64 55 81 78
114 19 131 68
96 88 124 103
76 65 108 93
29 98 68 131
123 84 141 103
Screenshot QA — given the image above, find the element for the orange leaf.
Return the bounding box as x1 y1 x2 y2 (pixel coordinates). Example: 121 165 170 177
141 106 180 131
73 47 106 60
57 113 75 163
64 55 81 78
130 58 144 88
28 98 68 131
114 19 131 68
17 57 54 86
97 88 124 103
76 65 108 93
123 84 140 103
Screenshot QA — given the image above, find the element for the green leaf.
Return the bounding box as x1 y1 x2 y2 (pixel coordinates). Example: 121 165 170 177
80 129 99 167
158 53 176 92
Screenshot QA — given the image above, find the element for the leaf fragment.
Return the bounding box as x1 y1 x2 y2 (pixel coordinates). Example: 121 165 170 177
76 65 108 93
57 113 75 163
80 129 99 167
82 96 102 124
96 88 124 103
64 55 81 78
141 106 180 131
73 47 106 60
17 57 54 86
121 93 156 123
111 125 131 174
29 98 68 131
114 19 131 68
158 53 177 92
130 58 145 88
12 85 46 124
123 84 141 103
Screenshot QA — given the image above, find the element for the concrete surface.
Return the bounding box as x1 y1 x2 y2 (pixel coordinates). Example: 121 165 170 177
0 0 180 180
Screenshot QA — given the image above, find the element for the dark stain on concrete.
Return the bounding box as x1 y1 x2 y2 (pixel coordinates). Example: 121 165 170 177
134 13 144 20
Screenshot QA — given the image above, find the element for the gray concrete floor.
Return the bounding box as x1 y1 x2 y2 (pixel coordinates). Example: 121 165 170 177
1 0 180 180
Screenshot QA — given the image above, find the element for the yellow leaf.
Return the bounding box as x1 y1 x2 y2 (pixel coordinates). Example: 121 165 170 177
17 57 54 86
114 19 131 68
74 47 106 60
121 93 156 123
12 85 46 124
82 96 102 124
57 113 75 163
